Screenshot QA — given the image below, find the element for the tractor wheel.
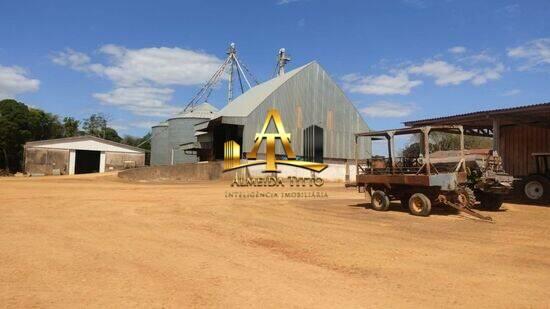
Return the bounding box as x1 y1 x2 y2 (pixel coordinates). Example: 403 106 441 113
408 193 432 216
371 190 390 211
478 192 503 211
457 186 476 208
523 175 550 203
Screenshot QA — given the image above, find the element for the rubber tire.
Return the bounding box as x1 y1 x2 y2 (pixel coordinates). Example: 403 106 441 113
523 175 550 203
371 190 390 211
457 186 476 208
408 193 432 216
478 192 503 211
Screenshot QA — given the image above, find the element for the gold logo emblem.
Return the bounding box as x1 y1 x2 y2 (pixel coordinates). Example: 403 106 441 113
224 109 328 173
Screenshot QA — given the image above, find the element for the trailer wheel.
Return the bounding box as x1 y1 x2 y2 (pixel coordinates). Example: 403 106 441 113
371 190 390 211
457 186 476 208
478 192 503 211
523 175 550 203
408 193 431 216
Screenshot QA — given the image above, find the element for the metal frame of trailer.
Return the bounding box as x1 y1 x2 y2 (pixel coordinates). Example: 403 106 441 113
354 125 501 221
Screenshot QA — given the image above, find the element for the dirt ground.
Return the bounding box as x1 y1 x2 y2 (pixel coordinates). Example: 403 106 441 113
1 173 549 308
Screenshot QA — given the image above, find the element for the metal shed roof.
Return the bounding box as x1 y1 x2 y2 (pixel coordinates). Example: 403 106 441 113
215 62 313 118
404 102 550 127
24 135 146 153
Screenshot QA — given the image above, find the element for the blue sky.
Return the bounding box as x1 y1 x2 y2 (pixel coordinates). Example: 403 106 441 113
1 0 549 136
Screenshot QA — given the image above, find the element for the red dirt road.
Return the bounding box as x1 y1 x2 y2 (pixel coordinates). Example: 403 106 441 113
1 173 549 308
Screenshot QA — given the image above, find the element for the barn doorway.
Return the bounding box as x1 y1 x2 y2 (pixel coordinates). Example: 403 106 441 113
304 125 324 163
75 150 101 174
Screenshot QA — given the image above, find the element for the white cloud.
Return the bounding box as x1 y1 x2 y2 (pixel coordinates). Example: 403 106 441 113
471 63 505 85
93 87 180 117
407 60 504 86
507 38 550 70
277 0 303 4
110 119 159 132
360 101 416 118
0 65 40 99
95 45 223 87
502 89 521 96
51 49 91 71
53 45 224 116
408 60 475 85
341 72 422 95
449 46 467 54
497 4 520 16
402 0 427 8
53 45 223 87
467 51 499 64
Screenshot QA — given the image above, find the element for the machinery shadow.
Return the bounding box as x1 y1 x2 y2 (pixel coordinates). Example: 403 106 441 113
502 189 550 207
349 201 509 216
349 202 461 217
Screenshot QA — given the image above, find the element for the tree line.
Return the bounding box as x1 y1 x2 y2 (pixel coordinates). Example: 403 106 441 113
0 99 151 172
401 131 492 158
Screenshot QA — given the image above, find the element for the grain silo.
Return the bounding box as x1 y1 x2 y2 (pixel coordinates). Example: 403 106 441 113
150 43 256 166
166 102 218 164
150 121 169 165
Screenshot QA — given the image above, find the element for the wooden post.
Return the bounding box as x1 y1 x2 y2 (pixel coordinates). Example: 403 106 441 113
459 126 465 172
423 127 431 175
388 131 396 173
354 135 358 176
492 118 500 153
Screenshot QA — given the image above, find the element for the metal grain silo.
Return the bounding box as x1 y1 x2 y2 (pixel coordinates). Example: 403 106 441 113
166 102 218 164
150 122 170 165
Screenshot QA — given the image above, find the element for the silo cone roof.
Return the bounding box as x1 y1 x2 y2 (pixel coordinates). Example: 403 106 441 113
216 62 313 118
170 102 219 120
152 121 168 128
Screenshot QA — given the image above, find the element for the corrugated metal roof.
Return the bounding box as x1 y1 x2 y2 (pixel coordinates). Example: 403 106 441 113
215 62 314 118
25 135 146 153
152 121 168 128
404 102 550 126
168 102 219 120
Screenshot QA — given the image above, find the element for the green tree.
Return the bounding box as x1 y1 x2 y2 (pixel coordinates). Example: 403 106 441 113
28 108 63 140
137 132 151 151
0 99 33 171
400 132 493 157
121 133 151 150
103 127 122 143
62 117 80 137
81 113 122 142
82 113 107 137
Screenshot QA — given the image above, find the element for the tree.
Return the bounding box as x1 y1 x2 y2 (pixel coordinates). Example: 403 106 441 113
28 108 63 140
400 132 493 157
137 132 151 151
121 132 151 150
104 127 122 143
81 113 122 142
62 117 80 137
82 113 107 138
0 99 33 171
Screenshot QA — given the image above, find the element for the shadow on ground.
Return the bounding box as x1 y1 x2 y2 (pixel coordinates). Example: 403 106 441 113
350 201 509 217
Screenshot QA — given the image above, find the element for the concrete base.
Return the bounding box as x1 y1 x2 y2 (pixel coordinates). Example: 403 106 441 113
118 161 355 182
118 162 229 182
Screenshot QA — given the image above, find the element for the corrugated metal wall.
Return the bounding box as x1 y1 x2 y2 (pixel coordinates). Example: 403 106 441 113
241 62 370 160
151 125 170 165
500 124 550 177
167 118 207 164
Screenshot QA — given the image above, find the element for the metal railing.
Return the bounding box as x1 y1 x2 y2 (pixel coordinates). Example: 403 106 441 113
357 156 427 175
